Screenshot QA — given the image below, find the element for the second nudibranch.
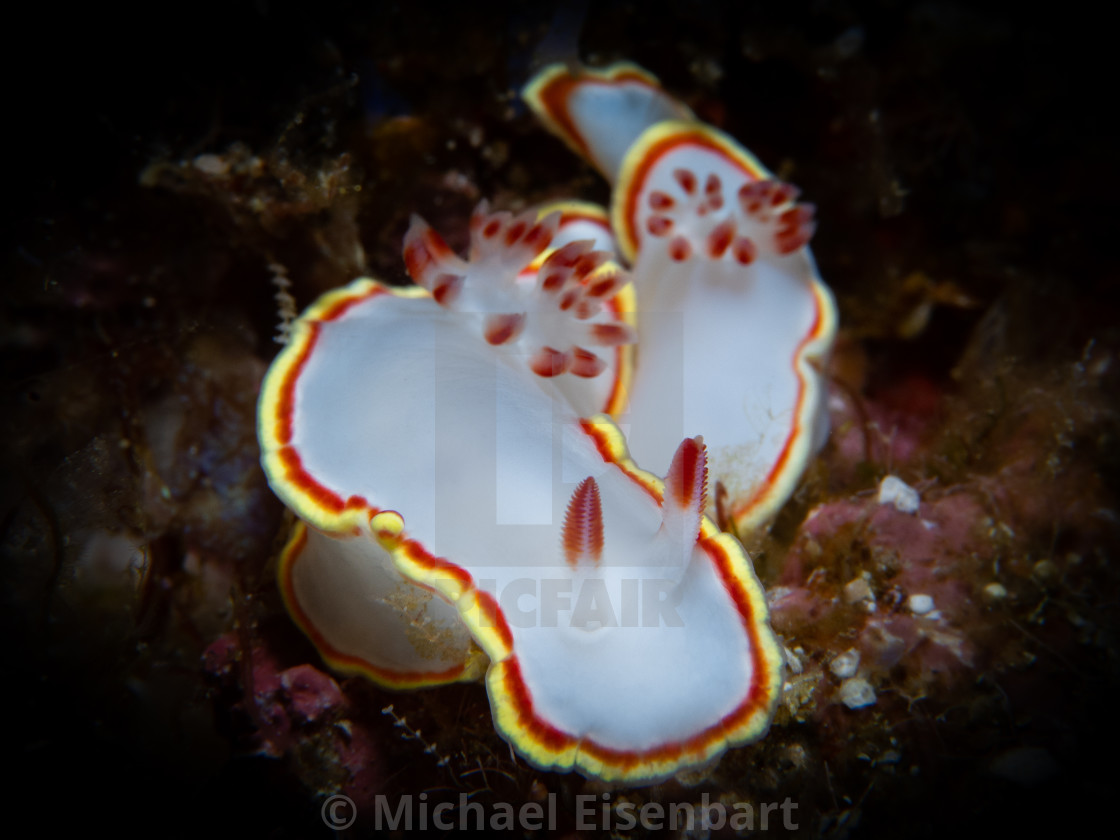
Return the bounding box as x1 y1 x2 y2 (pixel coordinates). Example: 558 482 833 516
258 202 783 784
525 63 838 536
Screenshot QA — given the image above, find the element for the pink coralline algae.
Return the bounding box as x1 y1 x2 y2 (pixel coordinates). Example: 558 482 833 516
770 489 986 715
764 346 1119 758
203 633 385 805
279 664 344 724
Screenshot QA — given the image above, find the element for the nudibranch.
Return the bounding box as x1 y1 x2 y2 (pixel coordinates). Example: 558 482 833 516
258 201 783 783
524 64 838 536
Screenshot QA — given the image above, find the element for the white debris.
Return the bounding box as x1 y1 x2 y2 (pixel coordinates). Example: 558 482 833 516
830 649 861 679
926 627 972 665
876 749 902 766
878 475 920 514
192 153 229 176
76 530 148 590
838 677 877 709
843 574 876 610
1032 559 1059 586
783 644 804 675
982 582 1008 603
908 593 935 615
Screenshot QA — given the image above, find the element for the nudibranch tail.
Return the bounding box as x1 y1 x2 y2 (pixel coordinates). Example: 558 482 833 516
523 62 694 182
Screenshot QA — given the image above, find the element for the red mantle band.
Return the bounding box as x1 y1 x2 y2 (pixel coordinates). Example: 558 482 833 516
258 280 426 536
261 280 478 688
730 276 837 532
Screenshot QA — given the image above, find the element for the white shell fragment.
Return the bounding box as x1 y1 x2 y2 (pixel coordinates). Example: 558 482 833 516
843 574 875 606
830 648 861 680
982 582 1008 603
878 475 920 514
838 677 877 709
908 593 935 615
